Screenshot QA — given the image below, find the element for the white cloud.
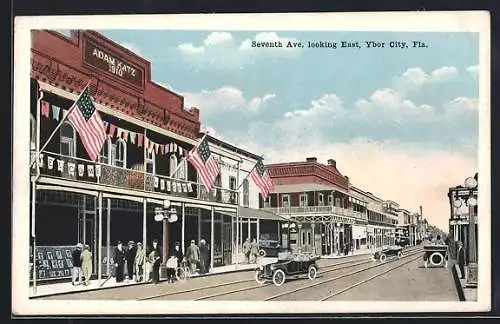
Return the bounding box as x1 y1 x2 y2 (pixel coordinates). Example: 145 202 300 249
444 97 478 116
181 86 276 117
466 65 479 74
203 32 233 47
395 66 459 91
178 43 205 54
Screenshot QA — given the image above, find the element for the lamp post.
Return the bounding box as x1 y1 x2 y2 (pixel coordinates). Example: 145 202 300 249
464 176 478 288
154 199 179 277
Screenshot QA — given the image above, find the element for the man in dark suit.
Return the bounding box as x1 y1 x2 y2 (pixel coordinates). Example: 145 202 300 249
457 241 466 279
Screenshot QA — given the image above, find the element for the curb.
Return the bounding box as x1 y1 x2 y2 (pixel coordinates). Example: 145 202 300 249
452 263 466 301
30 266 257 299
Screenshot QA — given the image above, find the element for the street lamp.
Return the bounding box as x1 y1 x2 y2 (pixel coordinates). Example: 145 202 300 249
464 175 478 288
154 199 179 277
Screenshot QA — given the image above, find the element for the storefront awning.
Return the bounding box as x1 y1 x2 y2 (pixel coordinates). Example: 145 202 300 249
238 206 282 221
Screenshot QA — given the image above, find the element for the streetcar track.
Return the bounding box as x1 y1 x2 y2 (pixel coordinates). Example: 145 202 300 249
263 248 423 301
320 253 423 301
137 253 375 300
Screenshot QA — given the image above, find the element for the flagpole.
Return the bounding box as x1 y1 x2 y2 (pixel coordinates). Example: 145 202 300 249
31 85 43 295
29 80 92 168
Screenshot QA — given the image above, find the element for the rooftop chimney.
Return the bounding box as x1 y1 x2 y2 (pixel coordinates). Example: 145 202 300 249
327 159 336 167
306 157 317 162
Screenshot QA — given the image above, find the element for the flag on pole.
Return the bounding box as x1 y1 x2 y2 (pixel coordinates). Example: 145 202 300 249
67 87 107 161
250 159 274 200
186 136 219 192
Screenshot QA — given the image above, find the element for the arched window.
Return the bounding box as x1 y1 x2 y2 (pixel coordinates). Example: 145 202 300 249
113 139 127 168
169 154 178 178
99 138 111 165
60 122 76 157
145 149 155 174
177 157 188 180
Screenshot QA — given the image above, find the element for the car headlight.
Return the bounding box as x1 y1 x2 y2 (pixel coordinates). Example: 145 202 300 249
270 265 276 270
259 265 264 270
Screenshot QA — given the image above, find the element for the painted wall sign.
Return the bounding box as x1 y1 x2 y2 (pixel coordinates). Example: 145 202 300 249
84 40 144 87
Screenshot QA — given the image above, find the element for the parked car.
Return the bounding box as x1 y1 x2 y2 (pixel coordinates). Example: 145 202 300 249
255 251 319 286
258 239 281 257
373 245 403 262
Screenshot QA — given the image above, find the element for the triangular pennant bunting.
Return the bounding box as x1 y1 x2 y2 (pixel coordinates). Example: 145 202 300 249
165 144 170 154
108 124 117 138
122 130 129 142
144 137 150 150
160 144 165 155
137 133 143 147
169 143 174 153
52 105 61 121
178 147 183 156
130 132 137 144
41 101 50 118
173 143 178 153
154 143 159 154
116 128 123 139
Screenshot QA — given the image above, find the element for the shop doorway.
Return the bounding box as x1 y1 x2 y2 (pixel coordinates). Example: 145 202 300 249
222 222 232 265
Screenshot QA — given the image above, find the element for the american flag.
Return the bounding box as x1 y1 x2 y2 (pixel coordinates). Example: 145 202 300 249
67 87 107 161
250 159 274 200
187 136 220 192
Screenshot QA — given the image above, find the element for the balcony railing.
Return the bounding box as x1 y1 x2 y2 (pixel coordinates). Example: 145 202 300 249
33 151 238 205
262 205 367 220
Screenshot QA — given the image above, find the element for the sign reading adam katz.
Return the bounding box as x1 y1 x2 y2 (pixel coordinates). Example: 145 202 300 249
84 40 144 87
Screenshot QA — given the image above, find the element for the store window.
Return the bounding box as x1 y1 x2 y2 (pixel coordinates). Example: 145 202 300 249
60 122 76 157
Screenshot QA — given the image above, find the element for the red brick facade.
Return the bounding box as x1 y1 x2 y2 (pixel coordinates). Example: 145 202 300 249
31 30 200 139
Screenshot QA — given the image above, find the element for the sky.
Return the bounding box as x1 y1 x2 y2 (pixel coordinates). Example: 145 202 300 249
84 29 479 231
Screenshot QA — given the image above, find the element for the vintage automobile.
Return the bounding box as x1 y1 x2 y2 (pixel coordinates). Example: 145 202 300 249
258 239 281 257
373 245 404 262
423 244 448 268
255 251 319 286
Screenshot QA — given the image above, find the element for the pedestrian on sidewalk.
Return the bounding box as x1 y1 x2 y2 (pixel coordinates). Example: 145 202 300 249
80 244 93 286
134 242 146 282
148 249 161 284
250 238 259 263
199 239 210 274
125 241 137 281
243 238 251 263
147 239 161 282
113 241 126 283
166 253 178 283
71 243 83 286
186 240 200 274
457 241 466 279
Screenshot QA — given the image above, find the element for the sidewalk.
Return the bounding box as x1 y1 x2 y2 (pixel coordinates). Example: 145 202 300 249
452 263 478 301
321 247 372 259
29 260 264 298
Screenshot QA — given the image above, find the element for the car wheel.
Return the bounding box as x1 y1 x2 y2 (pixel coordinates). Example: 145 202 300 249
429 252 444 267
308 265 318 280
272 269 286 287
255 270 266 284
259 249 266 257
397 251 403 259
380 254 387 262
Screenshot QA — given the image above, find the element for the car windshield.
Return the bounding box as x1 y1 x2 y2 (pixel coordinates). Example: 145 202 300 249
278 251 294 261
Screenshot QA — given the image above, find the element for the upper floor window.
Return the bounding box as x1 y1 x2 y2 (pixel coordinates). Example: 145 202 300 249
169 154 178 178
60 122 76 157
299 194 308 207
282 194 290 207
335 197 341 207
328 194 333 205
145 149 155 174
99 138 111 165
263 196 271 208
113 139 127 168
176 157 188 180
229 176 237 203
318 193 324 206
242 179 249 207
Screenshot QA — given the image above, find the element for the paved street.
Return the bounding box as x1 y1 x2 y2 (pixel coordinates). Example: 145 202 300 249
33 246 462 302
